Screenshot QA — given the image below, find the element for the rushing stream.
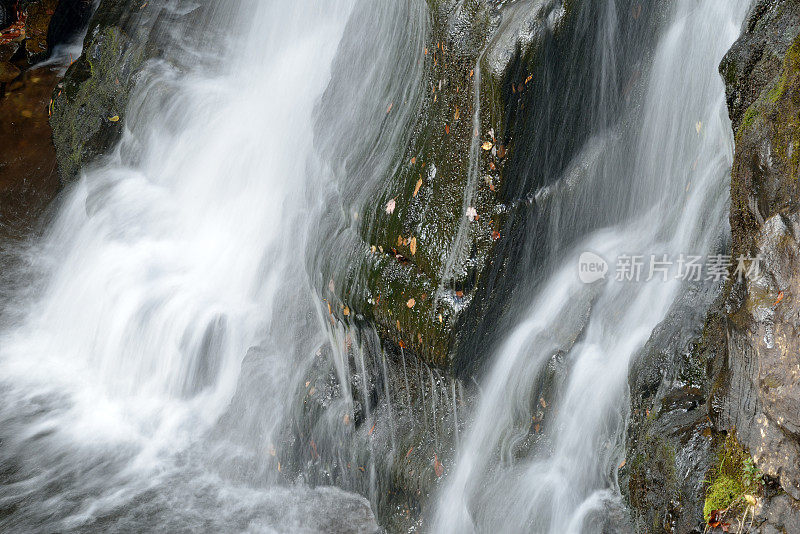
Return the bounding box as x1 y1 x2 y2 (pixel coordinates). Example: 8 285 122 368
434 0 750 532
0 0 754 532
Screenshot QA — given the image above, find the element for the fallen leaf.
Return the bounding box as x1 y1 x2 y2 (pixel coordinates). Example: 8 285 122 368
368 423 376 435
386 102 393 114
407 298 416 308
413 178 422 197
438 314 443 323
406 447 414 458
410 237 417 255
385 198 396 214
344 413 350 425
455 290 464 298
618 459 626 469
525 74 533 84
433 454 444 477
492 230 501 240
539 397 547 408
411 157 416 165
695 120 702 134
343 306 350 316
454 107 460 121
445 124 450 134
775 291 784 306
108 115 120 122
481 141 493 151
466 206 478 221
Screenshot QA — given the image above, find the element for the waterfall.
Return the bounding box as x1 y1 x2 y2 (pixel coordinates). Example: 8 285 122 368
433 1 750 532
0 0 413 531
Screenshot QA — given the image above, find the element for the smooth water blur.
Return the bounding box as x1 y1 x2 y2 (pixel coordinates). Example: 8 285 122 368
0 0 405 531
433 1 750 532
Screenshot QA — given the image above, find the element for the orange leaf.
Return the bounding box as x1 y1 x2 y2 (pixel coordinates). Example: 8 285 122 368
386 102 393 114
410 237 417 255
413 178 422 197
433 454 444 477
445 124 450 134
407 298 416 308
368 423 376 436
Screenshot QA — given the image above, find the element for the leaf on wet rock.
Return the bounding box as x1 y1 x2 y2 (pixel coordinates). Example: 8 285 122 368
385 198 396 214
407 298 415 308
481 141 493 151
108 115 120 122
413 178 422 197
466 206 478 221
409 236 417 256
433 454 444 477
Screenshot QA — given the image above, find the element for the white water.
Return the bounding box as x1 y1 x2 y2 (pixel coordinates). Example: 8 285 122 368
433 1 750 532
0 0 391 531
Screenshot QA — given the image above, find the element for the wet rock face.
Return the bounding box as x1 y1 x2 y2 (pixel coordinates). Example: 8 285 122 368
49 0 155 182
48 0 208 182
713 0 800 529
718 0 800 496
315 0 571 371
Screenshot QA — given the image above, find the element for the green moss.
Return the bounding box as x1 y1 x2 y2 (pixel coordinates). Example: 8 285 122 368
703 433 763 521
703 475 745 521
739 105 759 134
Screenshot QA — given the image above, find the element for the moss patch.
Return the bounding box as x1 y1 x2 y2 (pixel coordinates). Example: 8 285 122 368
703 432 763 522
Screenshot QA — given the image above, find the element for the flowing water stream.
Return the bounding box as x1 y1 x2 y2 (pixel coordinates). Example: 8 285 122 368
0 0 400 531
0 0 754 532
433 0 750 532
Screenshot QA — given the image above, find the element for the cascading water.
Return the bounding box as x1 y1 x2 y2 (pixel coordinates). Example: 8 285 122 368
433 1 750 532
0 0 419 531
0 0 764 532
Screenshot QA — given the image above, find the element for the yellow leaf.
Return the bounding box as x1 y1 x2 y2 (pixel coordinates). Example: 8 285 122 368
108 115 120 122
454 107 460 121
410 237 417 255
438 314 443 323
343 306 350 316
481 141 493 151
413 178 422 197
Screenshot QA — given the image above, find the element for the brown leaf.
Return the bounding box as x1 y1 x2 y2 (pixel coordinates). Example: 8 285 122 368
413 178 422 197
433 454 444 477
